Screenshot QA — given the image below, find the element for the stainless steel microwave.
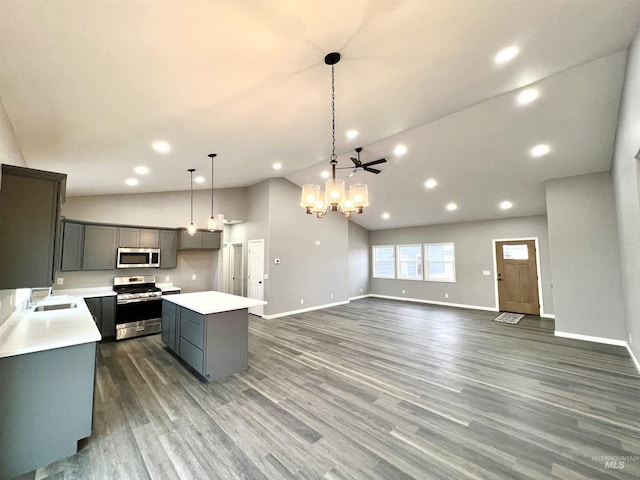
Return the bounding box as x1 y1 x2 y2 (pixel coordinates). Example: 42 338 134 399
117 248 160 268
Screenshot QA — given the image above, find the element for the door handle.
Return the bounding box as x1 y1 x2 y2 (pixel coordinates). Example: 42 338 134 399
258 281 262 284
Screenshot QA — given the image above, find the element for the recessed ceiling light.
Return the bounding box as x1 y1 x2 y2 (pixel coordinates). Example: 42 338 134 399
346 129 359 140
530 143 551 157
494 46 519 65
500 200 513 210
394 144 407 156
194 176 205 184
425 178 438 189
272 162 282 170
517 88 539 106
382 212 390 220
134 166 149 175
151 141 171 153
125 178 138 186
320 170 330 179
446 202 458 211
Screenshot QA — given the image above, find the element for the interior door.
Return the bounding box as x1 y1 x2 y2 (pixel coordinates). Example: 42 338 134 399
247 239 264 316
233 243 244 296
496 240 540 315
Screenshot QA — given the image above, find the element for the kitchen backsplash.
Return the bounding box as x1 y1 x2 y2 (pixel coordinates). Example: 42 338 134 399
0 288 31 327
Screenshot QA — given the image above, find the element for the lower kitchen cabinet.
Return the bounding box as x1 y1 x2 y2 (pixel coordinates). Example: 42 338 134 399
0 341 96 479
84 295 116 340
161 300 248 381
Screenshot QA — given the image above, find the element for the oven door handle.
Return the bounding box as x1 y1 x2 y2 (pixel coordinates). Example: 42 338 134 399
117 296 162 305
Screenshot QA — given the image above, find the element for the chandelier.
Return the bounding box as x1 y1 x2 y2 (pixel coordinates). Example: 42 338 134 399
301 52 368 218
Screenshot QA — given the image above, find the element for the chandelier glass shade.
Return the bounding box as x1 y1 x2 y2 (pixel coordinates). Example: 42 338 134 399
301 52 369 218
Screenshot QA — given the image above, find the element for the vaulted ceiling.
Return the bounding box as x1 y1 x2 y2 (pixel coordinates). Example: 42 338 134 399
2 1 640 230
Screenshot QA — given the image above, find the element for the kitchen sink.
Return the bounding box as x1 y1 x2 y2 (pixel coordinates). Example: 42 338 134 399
34 303 77 312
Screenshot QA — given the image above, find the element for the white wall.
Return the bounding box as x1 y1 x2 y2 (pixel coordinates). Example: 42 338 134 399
369 215 553 314
348 220 370 297
612 27 640 357
546 172 626 340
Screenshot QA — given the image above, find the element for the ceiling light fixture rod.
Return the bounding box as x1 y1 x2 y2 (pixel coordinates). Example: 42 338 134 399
207 153 217 231
187 168 197 236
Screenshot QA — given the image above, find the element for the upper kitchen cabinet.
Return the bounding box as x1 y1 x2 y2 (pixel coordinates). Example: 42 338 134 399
178 230 221 250
60 221 84 272
118 227 159 248
83 225 117 270
0 164 67 289
159 230 178 268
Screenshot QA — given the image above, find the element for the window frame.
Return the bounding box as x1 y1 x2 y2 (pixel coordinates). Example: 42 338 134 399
424 242 456 283
396 244 424 281
372 245 396 279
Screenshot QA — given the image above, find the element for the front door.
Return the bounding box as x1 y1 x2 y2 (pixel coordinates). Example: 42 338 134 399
496 240 540 315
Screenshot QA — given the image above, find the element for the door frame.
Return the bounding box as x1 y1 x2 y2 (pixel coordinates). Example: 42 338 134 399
231 241 244 297
247 239 265 317
492 237 547 317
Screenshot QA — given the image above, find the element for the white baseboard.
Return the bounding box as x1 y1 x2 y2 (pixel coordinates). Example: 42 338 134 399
555 331 640 374
369 294 499 312
540 313 555 319
262 300 350 320
348 294 372 301
626 344 640 374
554 331 627 346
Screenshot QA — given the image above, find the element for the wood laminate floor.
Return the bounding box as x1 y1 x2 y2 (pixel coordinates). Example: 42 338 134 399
18 298 640 479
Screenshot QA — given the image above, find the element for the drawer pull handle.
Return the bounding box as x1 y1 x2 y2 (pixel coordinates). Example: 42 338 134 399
135 326 145 331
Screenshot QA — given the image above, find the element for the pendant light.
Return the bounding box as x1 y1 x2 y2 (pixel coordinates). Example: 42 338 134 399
187 168 197 236
207 153 218 231
301 52 369 218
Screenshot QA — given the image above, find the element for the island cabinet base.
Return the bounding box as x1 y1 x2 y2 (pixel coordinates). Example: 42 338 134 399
162 300 248 382
0 342 96 480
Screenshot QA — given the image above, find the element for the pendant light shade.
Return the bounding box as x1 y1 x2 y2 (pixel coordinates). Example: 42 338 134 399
207 153 217 231
187 168 197 236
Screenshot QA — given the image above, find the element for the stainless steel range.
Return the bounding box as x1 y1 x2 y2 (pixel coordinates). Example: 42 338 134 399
113 275 162 340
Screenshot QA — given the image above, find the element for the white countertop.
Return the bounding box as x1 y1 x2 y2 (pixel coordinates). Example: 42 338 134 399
0 296 101 359
162 291 267 315
157 283 181 293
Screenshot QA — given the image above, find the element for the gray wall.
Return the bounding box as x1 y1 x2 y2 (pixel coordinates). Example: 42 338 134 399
348 220 370 297
613 28 640 357
62 187 248 228
546 172 626 340
265 178 348 315
369 215 553 314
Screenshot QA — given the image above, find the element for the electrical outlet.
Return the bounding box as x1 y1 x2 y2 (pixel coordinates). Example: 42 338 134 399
56 277 64 285
483 270 491 276
630 334 633 344
360 288 363 293
445 293 449 298
402 289 405 294
165 276 170 282
330 293 334 299
192 274 197 281
300 299 304 305
315 240 320 246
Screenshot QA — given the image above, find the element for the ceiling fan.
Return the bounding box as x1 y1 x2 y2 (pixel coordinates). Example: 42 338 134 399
338 147 387 177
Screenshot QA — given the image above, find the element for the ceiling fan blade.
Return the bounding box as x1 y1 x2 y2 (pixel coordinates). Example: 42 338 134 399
363 158 387 167
363 167 382 174
350 157 360 167
347 169 358 178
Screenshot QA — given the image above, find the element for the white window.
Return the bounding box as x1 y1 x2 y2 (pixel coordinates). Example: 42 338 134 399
425 243 456 282
372 245 396 278
397 244 423 280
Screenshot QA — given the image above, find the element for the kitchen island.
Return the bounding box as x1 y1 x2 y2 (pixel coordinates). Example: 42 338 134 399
161 291 266 382
0 296 101 480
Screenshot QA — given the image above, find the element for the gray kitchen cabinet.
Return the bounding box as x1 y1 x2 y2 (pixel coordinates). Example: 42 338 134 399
83 225 117 270
85 295 115 340
0 164 67 289
159 230 178 268
161 300 179 352
161 301 247 381
60 221 84 271
178 230 221 250
118 227 159 248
